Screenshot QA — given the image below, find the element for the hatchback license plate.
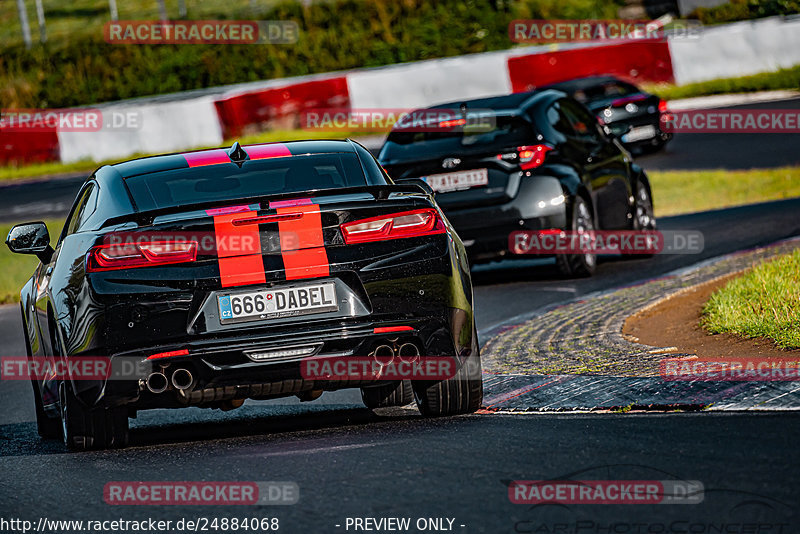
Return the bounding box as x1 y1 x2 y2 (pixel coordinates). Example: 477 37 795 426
622 125 657 142
422 168 488 193
218 282 338 323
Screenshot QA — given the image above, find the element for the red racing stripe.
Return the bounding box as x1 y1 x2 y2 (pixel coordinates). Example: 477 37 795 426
213 210 266 288
246 143 291 160
184 149 230 168
276 204 330 280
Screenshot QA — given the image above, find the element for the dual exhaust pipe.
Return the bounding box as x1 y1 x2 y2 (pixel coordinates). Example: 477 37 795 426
145 367 193 394
145 344 420 393
372 342 420 366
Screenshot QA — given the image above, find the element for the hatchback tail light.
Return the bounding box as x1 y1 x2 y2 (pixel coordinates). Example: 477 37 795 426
340 208 446 244
87 239 198 272
497 145 552 170
517 145 552 170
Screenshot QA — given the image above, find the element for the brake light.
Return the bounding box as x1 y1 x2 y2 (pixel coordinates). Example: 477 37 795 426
517 145 552 170
147 349 189 360
438 118 467 128
340 208 445 244
87 240 198 272
658 99 668 113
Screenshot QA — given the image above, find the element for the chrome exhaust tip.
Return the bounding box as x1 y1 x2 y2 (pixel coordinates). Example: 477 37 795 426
397 343 420 363
171 368 194 391
372 344 395 366
146 372 168 394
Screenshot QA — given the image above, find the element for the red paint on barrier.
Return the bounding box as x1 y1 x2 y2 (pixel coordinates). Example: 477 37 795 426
213 77 350 139
507 41 674 92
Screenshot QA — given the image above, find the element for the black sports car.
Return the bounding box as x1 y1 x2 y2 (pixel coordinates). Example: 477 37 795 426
378 90 657 275
6 139 482 450
542 75 672 153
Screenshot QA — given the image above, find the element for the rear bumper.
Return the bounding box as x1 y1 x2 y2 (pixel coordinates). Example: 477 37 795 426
67 241 475 409
87 312 471 410
444 175 569 262
606 114 672 148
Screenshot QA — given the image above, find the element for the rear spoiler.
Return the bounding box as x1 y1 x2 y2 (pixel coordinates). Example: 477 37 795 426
101 183 431 229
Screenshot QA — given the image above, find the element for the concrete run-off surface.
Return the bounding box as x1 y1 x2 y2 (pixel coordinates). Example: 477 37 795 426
479 238 800 412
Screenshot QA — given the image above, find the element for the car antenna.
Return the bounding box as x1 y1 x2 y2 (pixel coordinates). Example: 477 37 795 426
228 141 249 167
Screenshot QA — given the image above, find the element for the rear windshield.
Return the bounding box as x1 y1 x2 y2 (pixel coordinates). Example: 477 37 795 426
380 115 536 161
125 153 369 211
571 81 638 104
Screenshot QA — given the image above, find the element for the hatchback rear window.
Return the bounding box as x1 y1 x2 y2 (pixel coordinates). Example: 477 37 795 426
380 115 536 161
125 153 368 211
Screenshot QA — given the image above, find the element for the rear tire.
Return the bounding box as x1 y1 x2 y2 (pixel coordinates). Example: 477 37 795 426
555 195 596 278
413 327 483 417
60 381 129 451
31 378 62 439
21 310 62 440
361 380 414 409
413 354 483 416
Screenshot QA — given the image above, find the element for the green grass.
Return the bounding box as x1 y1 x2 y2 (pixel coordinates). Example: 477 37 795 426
648 166 800 217
0 129 362 182
644 65 800 101
703 250 800 349
0 220 64 305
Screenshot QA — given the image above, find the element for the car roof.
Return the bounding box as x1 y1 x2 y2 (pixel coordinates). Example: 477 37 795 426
105 139 359 180
543 75 630 91
426 90 549 114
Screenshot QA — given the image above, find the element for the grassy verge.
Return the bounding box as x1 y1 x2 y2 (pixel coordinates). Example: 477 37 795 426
0 220 64 305
702 250 800 349
649 166 800 217
645 65 800 101
0 129 362 182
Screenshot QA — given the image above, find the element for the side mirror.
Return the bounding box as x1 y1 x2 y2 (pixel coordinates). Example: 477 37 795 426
6 222 54 263
395 177 435 196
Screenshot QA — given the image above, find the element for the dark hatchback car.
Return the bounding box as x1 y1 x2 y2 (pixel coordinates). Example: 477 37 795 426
378 90 656 275
7 139 482 450
543 75 672 153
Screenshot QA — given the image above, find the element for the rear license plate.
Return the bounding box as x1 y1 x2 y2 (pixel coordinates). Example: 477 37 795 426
218 281 338 323
622 125 657 142
422 168 488 193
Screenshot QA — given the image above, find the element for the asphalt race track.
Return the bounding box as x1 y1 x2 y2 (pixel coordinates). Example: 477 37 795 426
1 100 799 531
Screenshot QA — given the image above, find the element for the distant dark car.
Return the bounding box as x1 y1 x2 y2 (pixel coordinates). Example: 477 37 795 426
543 75 672 153
378 90 656 274
7 139 482 450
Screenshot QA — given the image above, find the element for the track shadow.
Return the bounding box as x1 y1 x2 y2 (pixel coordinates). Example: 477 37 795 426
0 405 422 455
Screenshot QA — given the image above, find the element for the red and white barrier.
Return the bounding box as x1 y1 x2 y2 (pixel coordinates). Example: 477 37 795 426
5 16 798 165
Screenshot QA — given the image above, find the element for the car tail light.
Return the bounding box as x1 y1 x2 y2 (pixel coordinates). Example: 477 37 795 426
340 208 446 244
87 240 198 272
658 99 668 113
517 145 552 170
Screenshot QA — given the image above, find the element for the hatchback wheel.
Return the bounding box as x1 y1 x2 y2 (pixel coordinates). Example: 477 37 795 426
555 196 596 277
